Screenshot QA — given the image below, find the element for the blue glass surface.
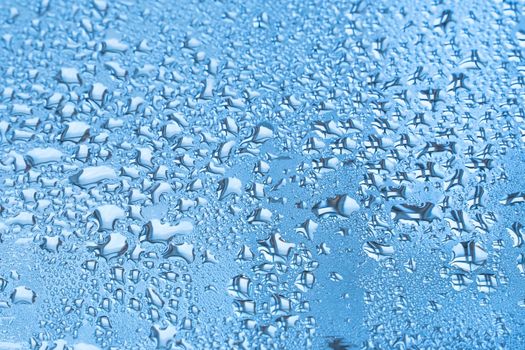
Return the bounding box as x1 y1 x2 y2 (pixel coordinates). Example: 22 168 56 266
0 0 524 348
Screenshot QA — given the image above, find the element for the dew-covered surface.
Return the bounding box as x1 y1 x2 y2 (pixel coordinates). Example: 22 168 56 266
0 0 525 349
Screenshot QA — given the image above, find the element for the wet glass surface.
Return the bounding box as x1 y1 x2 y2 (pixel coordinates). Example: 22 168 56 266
0 0 525 348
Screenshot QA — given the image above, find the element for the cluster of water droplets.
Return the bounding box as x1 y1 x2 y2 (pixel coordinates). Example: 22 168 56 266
0 0 524 349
